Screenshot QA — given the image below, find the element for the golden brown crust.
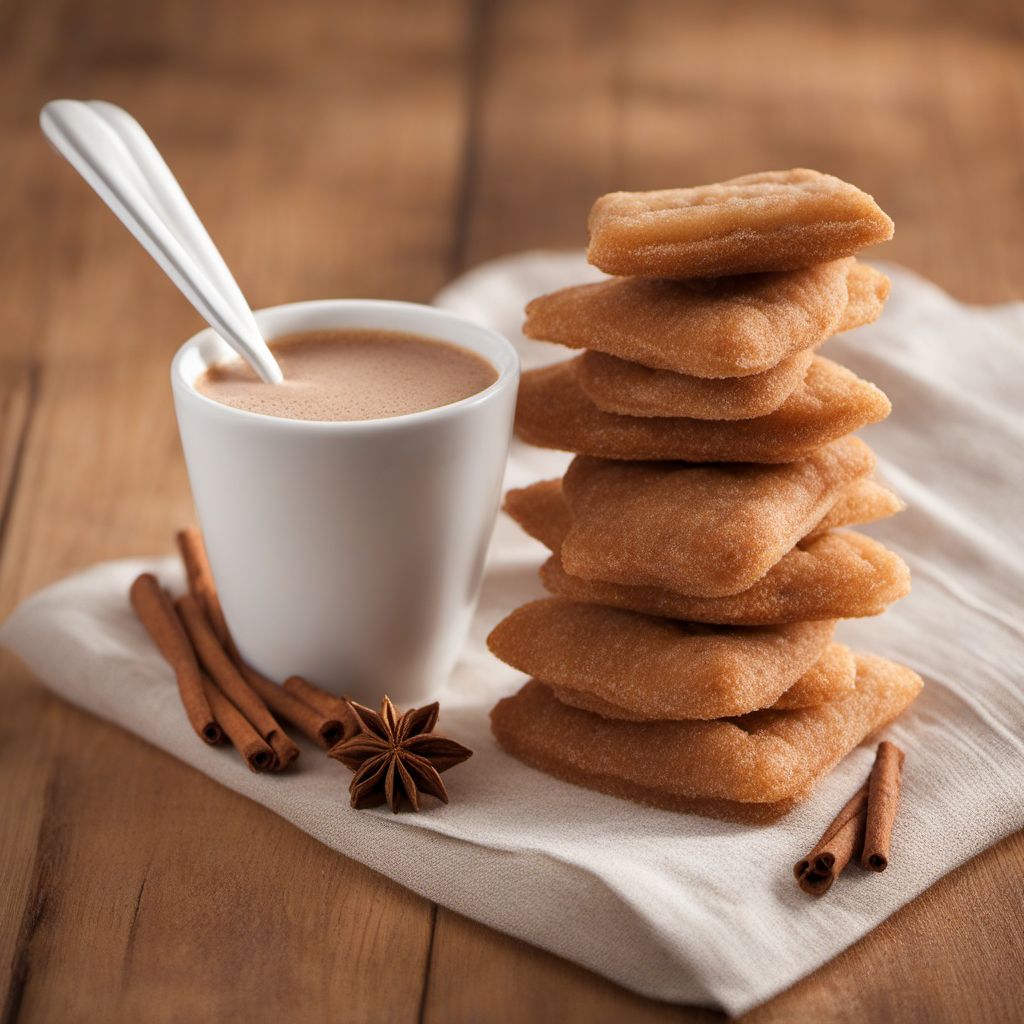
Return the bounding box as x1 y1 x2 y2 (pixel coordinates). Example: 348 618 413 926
772 643 856 710
574 349 816 421
586 169 894 278
548 642 856 720
807 478 905 538
560 438 874 597
539 532 911 626
503 478 572 551
515 357 891 463
503 474 902 553
488 597 835 720
839 263 890 332
524 259 852 378
490 655 922 809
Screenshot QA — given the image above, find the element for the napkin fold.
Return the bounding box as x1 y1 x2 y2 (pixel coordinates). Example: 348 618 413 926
4 253 1024 1015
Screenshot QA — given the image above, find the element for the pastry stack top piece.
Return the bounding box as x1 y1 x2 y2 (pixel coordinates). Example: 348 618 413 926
489 170 921 824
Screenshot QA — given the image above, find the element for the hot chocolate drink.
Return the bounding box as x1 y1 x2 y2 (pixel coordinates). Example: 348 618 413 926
196 328 498 422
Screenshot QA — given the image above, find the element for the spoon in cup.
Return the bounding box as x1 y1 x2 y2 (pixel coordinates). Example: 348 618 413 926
40 99 282 384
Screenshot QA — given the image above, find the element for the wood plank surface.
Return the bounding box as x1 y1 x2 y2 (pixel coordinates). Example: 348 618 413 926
1 0 1022 1021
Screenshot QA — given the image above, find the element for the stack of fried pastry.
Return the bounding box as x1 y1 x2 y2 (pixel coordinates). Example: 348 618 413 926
489 170 922 824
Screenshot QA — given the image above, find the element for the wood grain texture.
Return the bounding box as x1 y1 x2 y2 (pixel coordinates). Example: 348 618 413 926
0 0 1022 1021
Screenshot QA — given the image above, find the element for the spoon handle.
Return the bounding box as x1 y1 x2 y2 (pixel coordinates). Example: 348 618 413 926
40 99 283 384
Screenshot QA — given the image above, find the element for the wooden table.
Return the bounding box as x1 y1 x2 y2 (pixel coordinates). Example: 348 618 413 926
2 1 1022 1020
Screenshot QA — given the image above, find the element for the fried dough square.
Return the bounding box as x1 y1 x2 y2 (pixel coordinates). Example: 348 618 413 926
503 473 909 624
552 643 856 719
586 169 894 278
560 437 874 596
515 357 891 462
490 655 922 817
524 261 888 380
503 475 902 553
524 260 853 378
487 597 835 720
574 349 815 420
539 533 911 626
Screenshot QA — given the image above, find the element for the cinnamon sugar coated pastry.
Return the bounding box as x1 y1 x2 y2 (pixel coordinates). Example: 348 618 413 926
487 598 834 720
490 171 916 823
502 479 570 551
490 655 922 816
515 357 891 462
807 478 905 537
524 260 853 378
574 349 815 420
560 437 874 596
540 531 911 626
586 169 894 278
504 475 903 553
839 263 890 331
772 643 856 710
554 642 856 718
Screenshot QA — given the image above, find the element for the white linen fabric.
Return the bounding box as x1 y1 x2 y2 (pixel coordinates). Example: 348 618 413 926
3 253 1023 1015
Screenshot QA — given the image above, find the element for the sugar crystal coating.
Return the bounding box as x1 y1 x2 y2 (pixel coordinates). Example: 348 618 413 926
553 642 856 718
515 357 891 462
808 478 904 537
489 655 922 808
574 349 815 420
838 263 890 331
586 169 894 278
504 474 909 623
540 533 911 626
491 171 913 823
487 597 834 720
524 259 853 378
560 437 875 596
771 643 856 710
503 479 571 551
504 474 902 553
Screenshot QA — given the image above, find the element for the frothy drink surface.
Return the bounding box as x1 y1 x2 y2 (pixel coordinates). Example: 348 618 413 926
196 328 499 422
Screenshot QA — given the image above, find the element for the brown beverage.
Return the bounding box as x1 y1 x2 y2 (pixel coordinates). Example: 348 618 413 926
196 328 499 422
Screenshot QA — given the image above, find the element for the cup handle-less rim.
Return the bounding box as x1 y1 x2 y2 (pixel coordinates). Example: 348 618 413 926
171 298 520 434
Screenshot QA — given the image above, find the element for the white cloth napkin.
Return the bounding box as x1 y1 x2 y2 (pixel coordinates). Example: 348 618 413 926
4 253 1023 1015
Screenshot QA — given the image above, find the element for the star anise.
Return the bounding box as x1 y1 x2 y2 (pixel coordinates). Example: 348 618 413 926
328 696 473 813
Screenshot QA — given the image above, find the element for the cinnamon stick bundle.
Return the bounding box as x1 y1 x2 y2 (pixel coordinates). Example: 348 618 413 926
241 663 346 748
175 594 300 769
860 741 905 871
178 528 306 766
793 783 869 896
130 573 222 746
200 673 275 772
283 675 359 742
138 527 370 771
795 740 908 894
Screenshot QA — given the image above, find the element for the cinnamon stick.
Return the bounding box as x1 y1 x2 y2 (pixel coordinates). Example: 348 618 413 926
240 664 346 748
200 673 274 772
794 783 869 896
268 729 301 770
129 573 222 745
175 594 300 769
283 675 359 742
860 741 906 871
176 527 239 659
178 529 307 761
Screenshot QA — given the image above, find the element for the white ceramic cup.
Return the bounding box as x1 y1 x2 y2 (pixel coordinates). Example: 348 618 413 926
171 299 519 705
